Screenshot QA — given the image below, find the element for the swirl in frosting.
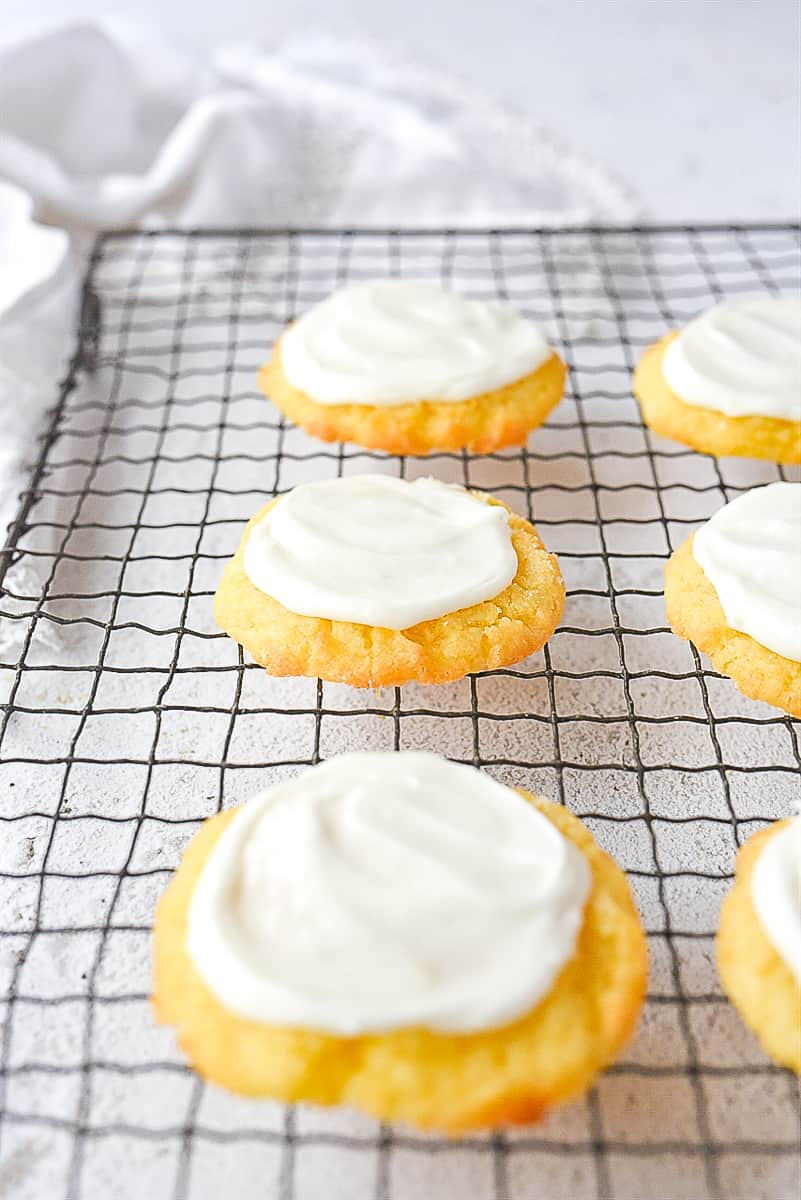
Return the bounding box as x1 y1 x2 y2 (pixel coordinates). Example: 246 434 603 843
662 297 801 421
243 474 518 630
280 280 551 405
187 753 592 1034
692 481 801 662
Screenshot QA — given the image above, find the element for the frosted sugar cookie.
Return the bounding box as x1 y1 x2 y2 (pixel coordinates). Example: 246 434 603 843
664 481 801 716
633 298 801 462
718 817 801 1073
260 280 567 454
214 474 564 687
153 753 648 1131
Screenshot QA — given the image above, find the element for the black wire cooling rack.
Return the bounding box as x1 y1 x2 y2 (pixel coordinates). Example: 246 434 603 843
0 226 799 1200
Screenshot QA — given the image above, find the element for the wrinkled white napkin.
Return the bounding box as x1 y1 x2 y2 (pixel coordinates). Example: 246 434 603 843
0 21 634 234
0 20 636 559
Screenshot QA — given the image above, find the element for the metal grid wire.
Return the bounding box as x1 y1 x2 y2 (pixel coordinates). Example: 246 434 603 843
0 226 800 1200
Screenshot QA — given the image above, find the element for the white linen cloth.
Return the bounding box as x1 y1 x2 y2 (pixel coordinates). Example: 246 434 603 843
0 22 634 233
0 19 635 624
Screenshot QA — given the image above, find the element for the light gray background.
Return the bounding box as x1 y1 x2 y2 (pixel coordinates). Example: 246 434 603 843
3 0 799 221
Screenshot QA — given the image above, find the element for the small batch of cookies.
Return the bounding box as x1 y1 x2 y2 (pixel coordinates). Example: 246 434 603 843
154 281 801 1131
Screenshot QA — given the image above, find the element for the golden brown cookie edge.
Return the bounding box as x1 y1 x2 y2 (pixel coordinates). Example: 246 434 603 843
664 536 801 717
260 338 567 455
213 493 566 687
152 790 648 1131
717 820 801 1074
633 333 801 463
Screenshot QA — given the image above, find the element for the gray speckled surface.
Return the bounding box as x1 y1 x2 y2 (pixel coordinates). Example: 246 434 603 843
0 228 799 1200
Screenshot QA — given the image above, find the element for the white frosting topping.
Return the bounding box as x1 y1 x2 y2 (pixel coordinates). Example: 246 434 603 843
186 753 592 1034
751 816 801 987
280 280 551 406
662 297 801 421
692 482 801 662
242 474 518 630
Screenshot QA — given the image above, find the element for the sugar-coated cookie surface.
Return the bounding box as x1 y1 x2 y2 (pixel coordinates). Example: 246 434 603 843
633 333 801 463
664 536 801 717
261 339 567 455
214 491 565 687
718 821 801 1074
152 789 647 1131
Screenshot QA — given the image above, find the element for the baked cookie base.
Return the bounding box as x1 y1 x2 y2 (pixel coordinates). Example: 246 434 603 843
717 821 801 1074
214 494 565 688
633 333 801 463
664 536 801 717
152 792 647 1132
260 340 567 455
